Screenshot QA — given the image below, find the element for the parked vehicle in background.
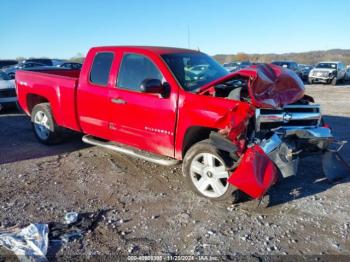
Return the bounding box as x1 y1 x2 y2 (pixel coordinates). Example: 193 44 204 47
188 64 208 74
271 61 302 79
21 58 55 66
299 64 314 82
57 62 82 70
2 62 47 79
345 65 350 82
238 61 252 69
0 71 17 108
16 46 342 203
0 60 18 69
223 61 251 72
223 62 239 72
51 59 68 66
308 61 347 85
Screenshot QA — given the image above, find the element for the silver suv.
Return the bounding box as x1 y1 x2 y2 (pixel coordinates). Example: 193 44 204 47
308 61 346 85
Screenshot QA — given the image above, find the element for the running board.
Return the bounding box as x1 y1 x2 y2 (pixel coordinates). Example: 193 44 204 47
82 135 180 166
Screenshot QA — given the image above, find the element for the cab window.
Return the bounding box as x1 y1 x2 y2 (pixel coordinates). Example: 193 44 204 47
117 54 163 91
90 52 114 86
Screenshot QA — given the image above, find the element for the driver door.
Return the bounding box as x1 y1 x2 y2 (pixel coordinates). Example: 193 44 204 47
108 53 178 157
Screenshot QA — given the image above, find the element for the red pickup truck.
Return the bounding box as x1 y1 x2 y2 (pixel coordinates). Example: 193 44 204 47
16 46 342 202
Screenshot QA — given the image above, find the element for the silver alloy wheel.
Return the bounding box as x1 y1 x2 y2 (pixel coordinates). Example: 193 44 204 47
190 152 229 198
34 110 50 140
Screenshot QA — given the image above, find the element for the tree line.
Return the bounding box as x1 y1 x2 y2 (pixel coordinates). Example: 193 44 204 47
213 49 350 65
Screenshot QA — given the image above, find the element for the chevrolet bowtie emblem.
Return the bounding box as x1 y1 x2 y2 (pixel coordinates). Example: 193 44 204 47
283 112 293 123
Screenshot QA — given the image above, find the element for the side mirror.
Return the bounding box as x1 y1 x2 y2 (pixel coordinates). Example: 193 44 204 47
140 79 164 94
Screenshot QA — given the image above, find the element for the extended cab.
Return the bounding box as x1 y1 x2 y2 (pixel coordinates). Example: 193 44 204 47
16 46 346 203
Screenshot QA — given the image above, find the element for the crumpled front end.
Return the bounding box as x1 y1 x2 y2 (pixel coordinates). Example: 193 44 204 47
206 64 348 200
224 110 348 199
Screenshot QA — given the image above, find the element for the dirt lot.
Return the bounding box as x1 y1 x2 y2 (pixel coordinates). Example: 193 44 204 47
0 84 350 260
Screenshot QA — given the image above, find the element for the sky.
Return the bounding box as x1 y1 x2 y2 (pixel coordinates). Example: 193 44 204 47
1 0 349 59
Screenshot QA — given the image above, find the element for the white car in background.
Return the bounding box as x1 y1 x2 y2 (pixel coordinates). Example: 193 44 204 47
308 61 347 85
223 62 239 72
223 61 252 72
0 71 17 109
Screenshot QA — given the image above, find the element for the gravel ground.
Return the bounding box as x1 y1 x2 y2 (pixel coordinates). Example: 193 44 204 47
0 84 349 260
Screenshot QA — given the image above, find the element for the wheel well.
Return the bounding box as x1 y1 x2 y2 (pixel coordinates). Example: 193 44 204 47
26 94 49 114
182 126 216 158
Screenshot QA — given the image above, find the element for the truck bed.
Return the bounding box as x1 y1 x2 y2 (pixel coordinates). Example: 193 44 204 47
16 69 82 131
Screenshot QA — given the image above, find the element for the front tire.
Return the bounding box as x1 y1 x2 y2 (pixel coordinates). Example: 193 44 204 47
331 77 337 86
31 103 63 145
183 140 239 202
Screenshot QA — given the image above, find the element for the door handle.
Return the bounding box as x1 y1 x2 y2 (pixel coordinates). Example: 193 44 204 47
111 98 126 104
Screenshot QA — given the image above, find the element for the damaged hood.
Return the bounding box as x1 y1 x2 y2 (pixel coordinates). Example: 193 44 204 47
199 64 305 109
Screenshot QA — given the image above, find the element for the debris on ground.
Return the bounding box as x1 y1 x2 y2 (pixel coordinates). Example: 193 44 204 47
0 223 48 262
0 211 104 261
64 212 79 225
49 210 104 243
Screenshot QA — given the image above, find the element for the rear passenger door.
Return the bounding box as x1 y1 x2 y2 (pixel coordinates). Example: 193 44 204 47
78 51 115 139
109 53 177 157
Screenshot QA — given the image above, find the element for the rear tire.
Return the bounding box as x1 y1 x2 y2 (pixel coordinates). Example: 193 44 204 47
31 103 63 145
183 140 240 202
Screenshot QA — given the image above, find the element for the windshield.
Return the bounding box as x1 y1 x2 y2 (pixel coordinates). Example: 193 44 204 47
316 63 337 69
162 53 229 92
0 71 10 80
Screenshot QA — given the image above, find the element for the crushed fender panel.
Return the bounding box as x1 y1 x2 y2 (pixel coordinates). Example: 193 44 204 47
228 145 278 199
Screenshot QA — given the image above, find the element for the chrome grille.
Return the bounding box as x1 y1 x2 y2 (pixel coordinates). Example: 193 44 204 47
256 104 321 131
312 71 329 77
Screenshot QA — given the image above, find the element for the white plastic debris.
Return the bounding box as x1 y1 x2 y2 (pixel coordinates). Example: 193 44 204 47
64 212 79 224
0 223 48 262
